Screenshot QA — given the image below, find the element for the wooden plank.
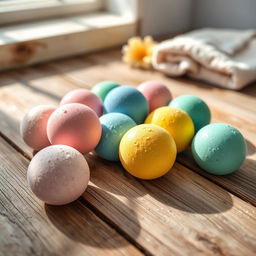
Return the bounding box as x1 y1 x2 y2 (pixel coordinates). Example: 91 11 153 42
0 67 256 255
0 136 142 256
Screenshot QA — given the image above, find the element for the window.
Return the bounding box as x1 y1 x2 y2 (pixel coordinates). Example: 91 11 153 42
0 0 137 70
0 0 103 25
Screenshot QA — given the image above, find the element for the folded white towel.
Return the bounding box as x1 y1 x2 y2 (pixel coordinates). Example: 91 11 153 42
152 28 256 90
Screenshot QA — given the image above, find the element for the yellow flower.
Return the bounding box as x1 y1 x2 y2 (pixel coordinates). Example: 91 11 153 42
122 36 157 69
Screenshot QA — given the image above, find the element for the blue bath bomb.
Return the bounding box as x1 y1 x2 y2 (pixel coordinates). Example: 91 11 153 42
104 86 149 124
192 123 246 175
169 95 211 132
95 113 136 161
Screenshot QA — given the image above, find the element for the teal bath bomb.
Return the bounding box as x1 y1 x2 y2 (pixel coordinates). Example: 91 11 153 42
192 123 246 175
95 113 136 161
92 81 120 101
169 95 211 132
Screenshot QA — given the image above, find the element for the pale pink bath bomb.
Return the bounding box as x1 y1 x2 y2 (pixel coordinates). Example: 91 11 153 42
47 103 101 153
60 89 103 116
20 105 56 150
138 81 172 112
27 145 90 205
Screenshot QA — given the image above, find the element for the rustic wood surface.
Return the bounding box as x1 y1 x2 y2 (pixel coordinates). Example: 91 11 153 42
0 48 255 256
0 138 142 256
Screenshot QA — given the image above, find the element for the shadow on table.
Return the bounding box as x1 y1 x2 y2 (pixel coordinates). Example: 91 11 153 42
84 186 141 237
86 151 233 215
143 164 233 215
240 82 256 97
178 148 256 205
246 139 256 156
45 189 141 249
85 152 147 198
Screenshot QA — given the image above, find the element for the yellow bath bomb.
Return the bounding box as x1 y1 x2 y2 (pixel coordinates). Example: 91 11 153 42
119 124 177 179
145 106 194 153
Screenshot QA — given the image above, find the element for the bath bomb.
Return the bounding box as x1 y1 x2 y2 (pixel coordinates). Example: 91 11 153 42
92 81 120 101
145 106 194 153
20 105 56 150
119 124 177 179
27 145 90 205
95 113 136 161
138 81 172 112
47 103 101 154
169 95 211 132
60 89 103 116
104 86 149 124
192 123 246 175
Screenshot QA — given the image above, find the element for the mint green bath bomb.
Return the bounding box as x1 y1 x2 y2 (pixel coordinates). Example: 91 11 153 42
192 123 246 175
92 81 120 101
169 95 211 132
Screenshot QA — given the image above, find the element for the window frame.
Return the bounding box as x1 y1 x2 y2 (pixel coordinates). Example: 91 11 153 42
0 0 138 71
0 0 104 26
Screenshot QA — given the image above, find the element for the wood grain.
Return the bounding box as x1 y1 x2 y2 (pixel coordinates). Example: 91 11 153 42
0 56 256 255
0 136 142 256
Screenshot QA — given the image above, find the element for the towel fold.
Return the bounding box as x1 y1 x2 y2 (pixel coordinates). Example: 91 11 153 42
152 28 256 90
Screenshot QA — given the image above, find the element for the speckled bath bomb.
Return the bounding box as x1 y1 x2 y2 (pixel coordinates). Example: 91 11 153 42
192 123 246 175
145 106 194 153
95 113 136 161
92 81 120 101
169 95 211 132
138 81 172 112
104 86 149 124
119 124 177 180
27 145 90 205
20 105 56 150
60 89 103 116
47 103 101 154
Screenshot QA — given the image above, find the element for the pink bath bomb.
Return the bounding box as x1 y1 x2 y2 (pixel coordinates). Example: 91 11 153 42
20 105 56 150
60 89 103 116
138 81 172 112
27 145 90 205
47 103 101 154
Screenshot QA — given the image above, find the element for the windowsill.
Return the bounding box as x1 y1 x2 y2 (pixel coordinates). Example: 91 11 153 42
0 12 136 71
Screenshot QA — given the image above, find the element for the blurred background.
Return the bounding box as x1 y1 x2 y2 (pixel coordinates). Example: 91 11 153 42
1 0 256 34
139 0 256 36
0 0 256 70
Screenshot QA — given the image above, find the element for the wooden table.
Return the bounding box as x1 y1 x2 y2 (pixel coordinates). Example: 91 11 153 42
0 48 256 256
